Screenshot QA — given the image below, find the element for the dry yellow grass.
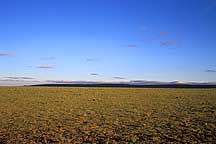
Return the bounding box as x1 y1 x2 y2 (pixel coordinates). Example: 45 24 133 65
0 87 216 143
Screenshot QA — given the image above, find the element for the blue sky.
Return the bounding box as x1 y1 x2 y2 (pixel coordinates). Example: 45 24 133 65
0 0 216 85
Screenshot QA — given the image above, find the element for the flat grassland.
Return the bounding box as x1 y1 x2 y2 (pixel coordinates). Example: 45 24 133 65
0 87 215 143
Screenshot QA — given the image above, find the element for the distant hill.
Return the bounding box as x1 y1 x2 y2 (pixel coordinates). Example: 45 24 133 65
31 83 216 88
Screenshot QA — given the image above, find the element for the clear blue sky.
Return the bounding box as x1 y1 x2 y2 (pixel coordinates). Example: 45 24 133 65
0 0 216 84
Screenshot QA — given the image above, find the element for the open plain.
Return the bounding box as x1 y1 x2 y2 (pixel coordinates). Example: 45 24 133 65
0 87 215 143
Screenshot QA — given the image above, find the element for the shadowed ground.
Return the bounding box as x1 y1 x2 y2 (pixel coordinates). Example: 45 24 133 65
0 87 215 143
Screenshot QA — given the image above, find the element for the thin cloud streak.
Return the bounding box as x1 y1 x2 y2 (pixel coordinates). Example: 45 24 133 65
5 76 35 80
86 58 94 62
126 44 137 48
90 73 99 76
0 79 43 86
46 80 73 83
0 53 15 56
0 79 40 82
113 76 126 80
160 31 168 36
160 40 176 46
36 65 54 69
205 69 216 73
43 56 56 60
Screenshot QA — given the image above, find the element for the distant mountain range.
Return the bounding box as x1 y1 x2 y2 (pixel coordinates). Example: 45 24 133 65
1 79 216 87
45 80 216 85
32 80 216 88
